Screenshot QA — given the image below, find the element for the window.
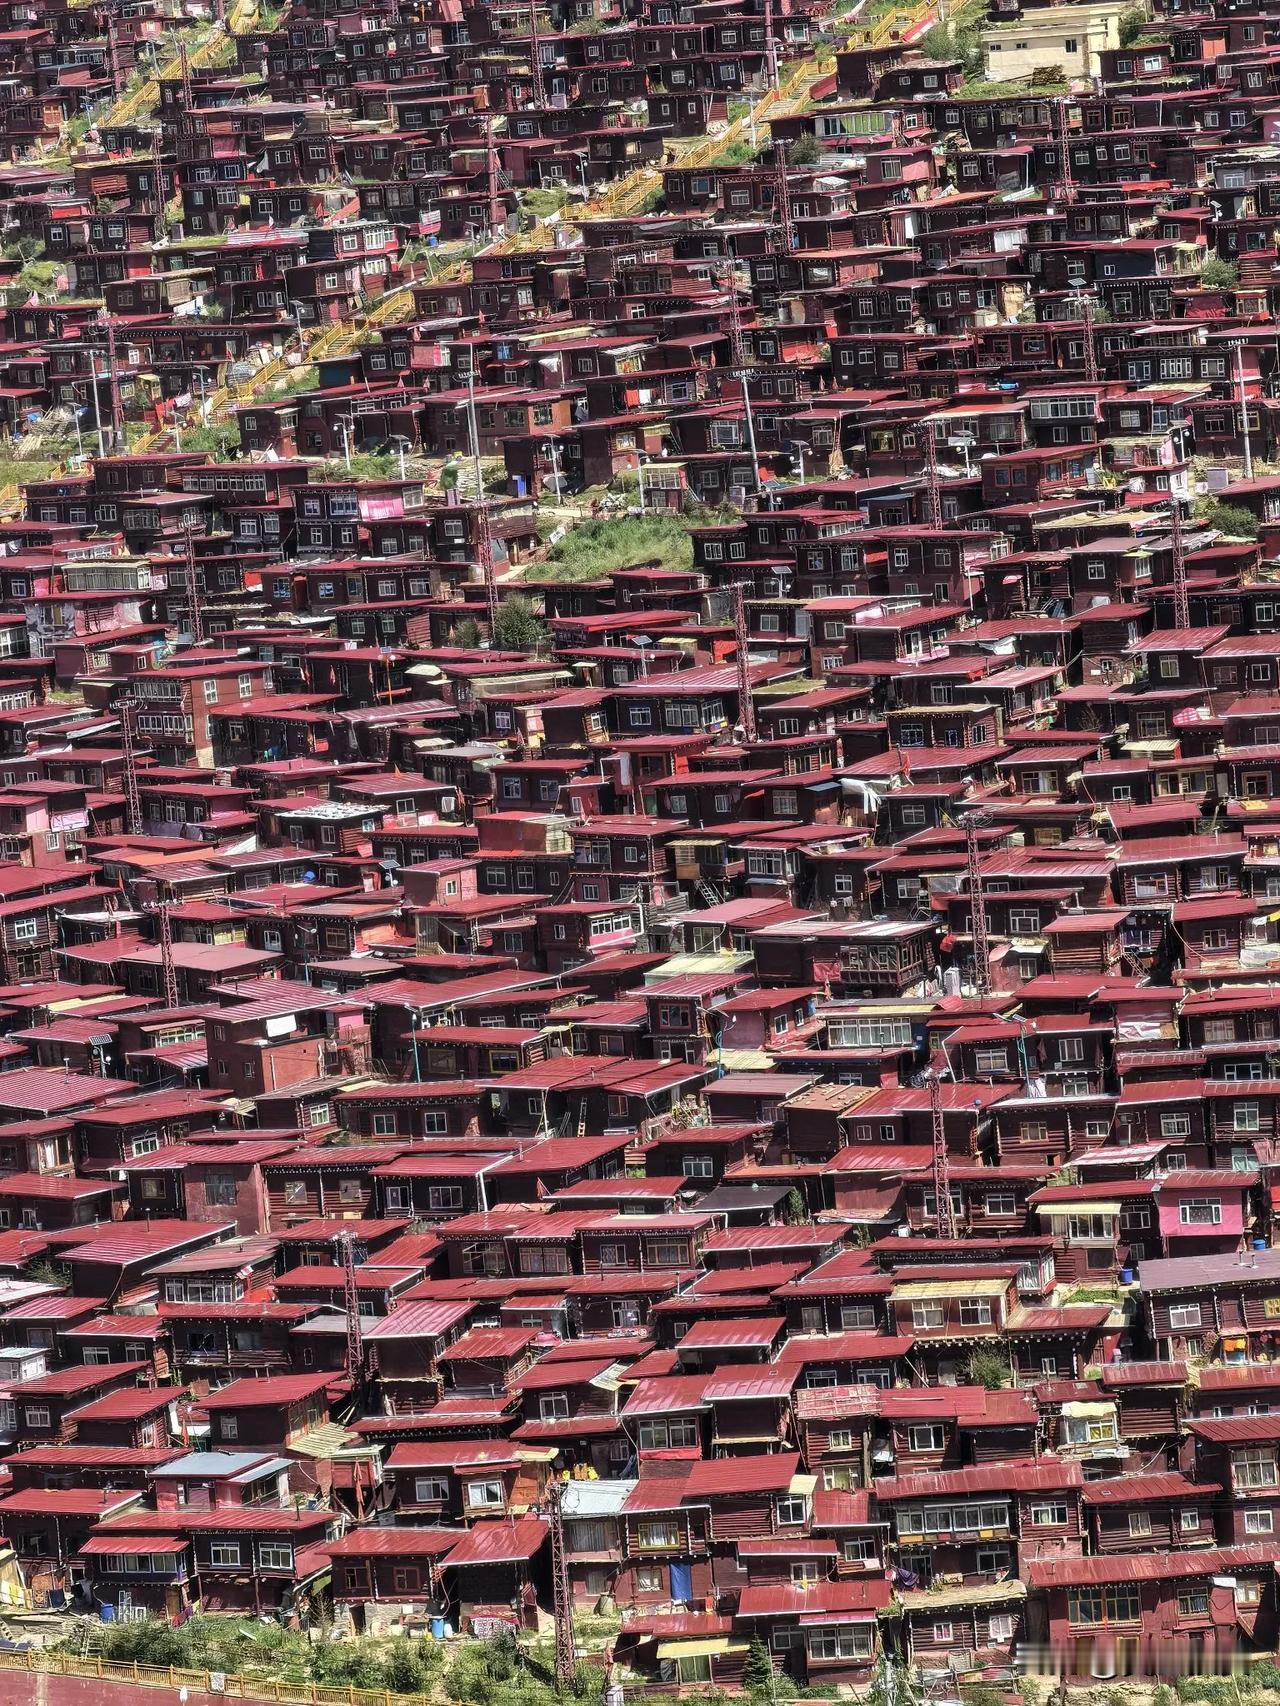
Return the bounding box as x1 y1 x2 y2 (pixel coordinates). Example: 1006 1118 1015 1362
775 1495 807 1525
205 1173 237 1206
1069 1587 1139 1627
907 1424 944 1452
466 1479 505 1509
1128 1511 1152 1537
209 1542 242 1568
1028 1501 1067 1527
911 1303 944 1330
638 1417 699 1451
807 1626 873 1661
636 1521 680 1550
958 1299 994 1327
1177 1590 1210 1619
1235 1448 1278 1489
220 1415 239 1440
258 1543 293 1570
1179 1198 1222 1225
1063 1410 1118 1446
414 1476 449 1502
1244 1508 1274 1534
1169 1303 1203 1330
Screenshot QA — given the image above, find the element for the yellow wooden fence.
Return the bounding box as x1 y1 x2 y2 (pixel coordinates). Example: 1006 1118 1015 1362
0 1646 435 1706
848 0 934 49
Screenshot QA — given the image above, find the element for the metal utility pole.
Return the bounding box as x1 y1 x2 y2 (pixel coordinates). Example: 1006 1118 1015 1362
923 419 942 528
106 17 123 98
732 580 757 744
1077 291 1098 386
1055 97 1075 204
333 1230 365 1387
527 0 547 107
1170 489 1190 632
477 500 500 637
719 262 761 498
961 807 992 997
156 898 179 1010
485 111 501 240
772 150 796 257
118 696 143 836
151 129 167 217
87 349 107 458
547 1480 577 1689
465 360 484 501
101 314 125 451
182 525 205 644
763 0 779 91
1235 340 1255 482
927 1071 956 1241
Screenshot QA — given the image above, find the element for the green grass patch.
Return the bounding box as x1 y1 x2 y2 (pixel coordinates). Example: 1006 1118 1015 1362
539 513 695 582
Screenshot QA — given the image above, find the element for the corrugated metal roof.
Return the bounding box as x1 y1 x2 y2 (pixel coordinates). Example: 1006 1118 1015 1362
201 1373 336 1408
672 1316 784 1349
442 1516 548 1565
363 1302 473 1341
1028 1544 1279 1588
68 1384 186 1420
326 1527 457 1558
683 1452 799 1497
1081 1474 1219 1504
737 1578 891 1617
1188 1414 1280 1443
877 1460 1082 1501
80 1536 188 1556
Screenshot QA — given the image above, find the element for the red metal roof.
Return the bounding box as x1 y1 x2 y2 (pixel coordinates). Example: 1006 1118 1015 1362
683 1452 799 1497
1028 1545 1280 1588
737 1578 892 1617
442 1516 548 1566
200 1373 335 1408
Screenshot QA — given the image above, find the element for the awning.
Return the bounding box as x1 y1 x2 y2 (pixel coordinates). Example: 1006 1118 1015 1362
656 1638 747 1659
798 1612 875 1628
81 1537 187 1556
1063 1400 1115 1419
1035 1201 1120 1216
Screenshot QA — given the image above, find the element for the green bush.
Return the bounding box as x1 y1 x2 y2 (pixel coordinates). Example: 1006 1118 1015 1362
492 593 549 654
967 1346 1011 1390
1200 255 1240 290
1118 5 1148 44
1196 499 1259 539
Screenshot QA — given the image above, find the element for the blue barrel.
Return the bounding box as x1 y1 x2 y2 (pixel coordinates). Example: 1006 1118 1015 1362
99 1604 115 1623
1119 1268 1134 1284
430 1616 446 1639
1255 1239 1268 1251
